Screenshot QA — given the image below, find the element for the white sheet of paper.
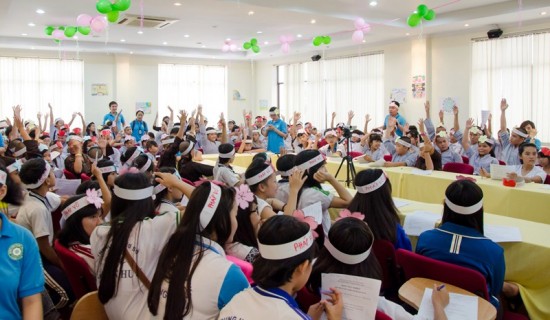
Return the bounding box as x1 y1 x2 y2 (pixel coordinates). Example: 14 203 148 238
301 202 323 224
484 224 522 243
490 164 515 180
403 211 441 236
321 273 381 320
54 179 82 196
416 288 478 320
367 159 386 168
481 110 490 127
180 196 189 207
393 198 411 208
412 169 433 176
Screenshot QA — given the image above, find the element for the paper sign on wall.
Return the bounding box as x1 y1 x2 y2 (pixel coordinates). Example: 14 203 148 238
412 75 426 99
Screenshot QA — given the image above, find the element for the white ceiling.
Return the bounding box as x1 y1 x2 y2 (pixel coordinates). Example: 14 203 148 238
0 0 549 60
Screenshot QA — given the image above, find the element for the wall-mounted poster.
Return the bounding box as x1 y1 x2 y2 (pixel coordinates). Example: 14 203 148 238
411 75 426 99
91 83 108 96
136 102 152 114
233 90 246 100
390 88 407 105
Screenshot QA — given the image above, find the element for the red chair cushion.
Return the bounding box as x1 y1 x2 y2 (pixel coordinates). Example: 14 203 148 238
53 240 97 299
544 175 550 185
80 173 91 181
461 155 469 164
383 154 392 162
348 151 363 159
498 160 506 165
63 169 78 180
443 162 475 175
372 240 400 298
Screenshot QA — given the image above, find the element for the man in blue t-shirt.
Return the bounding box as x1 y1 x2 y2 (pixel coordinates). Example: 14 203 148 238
263 107 288 154
103 101 126 131
383 100 407 137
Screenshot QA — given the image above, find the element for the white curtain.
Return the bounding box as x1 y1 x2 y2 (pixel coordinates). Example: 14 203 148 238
471 33 550 142
278 53 385 130
0 57 84 123
158 64 227 124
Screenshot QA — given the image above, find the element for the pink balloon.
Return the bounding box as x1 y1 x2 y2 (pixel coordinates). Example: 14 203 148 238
90 16 107 33
282 43 290 53
76 14 92 27
354 18 366 30
279 35 287 43
222 45 230 52
53 30 65 40
352 30 364 43
229 44 237 52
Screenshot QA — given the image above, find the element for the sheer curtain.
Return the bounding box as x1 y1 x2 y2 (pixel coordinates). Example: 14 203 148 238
158 64 227 123
278 53 384 130
0 57 84 122
471 33 550 142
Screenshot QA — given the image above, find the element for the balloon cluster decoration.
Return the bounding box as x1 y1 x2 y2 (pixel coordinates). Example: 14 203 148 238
407 4 436 27
96 0 132 23
243 38 260 53
352 18 371 43
222 40 238 52
313 35 331 46
279 35 294 54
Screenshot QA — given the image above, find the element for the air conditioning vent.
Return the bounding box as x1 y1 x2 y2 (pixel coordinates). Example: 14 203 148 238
118 14 178 29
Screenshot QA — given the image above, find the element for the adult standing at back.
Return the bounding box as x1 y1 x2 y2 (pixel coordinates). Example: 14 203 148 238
103 101 126 131
263 107 287 154
383 101 407 137
129 109 149 142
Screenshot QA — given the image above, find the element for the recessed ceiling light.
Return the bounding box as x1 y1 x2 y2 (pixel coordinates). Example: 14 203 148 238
541 12 547 15
201 45 206 48
464 23 469 27
36 9 45 14
264 41 269 45
174 2 182 6
362 40 366 43
120 39 126 42
257 31 263 34
369 1 378 6
74 36 78 39
406 33 410 36
163 42 168 45
31 47 35 50
28 22 36 27
137 30 143 34
297 34 302 38
226 38 231 41
310 19 316 24
184 34 190 38
130 51 134 54
21 33 28 36
248 11 254 16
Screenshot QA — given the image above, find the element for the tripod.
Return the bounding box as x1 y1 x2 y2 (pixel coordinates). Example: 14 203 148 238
335 136 357 188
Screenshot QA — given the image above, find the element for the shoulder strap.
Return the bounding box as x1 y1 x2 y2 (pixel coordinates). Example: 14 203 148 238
124 249 151 289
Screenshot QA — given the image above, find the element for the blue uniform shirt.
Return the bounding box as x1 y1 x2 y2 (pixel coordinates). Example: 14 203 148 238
384 114 407 137
266 118 287 153
0 213 45 319
103 113 126 131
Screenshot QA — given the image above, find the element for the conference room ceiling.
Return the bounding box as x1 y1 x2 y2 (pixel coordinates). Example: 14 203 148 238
0 0 548 59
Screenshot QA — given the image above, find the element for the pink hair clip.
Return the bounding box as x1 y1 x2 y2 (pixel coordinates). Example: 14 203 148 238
235 184 255 209
119 166 140 176
85 189 104 209
336 209 365 221
293 210 319 238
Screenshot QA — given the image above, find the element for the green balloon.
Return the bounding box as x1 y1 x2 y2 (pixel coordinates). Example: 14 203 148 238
252 46 260 53
407 13 421 27
424 9 436 21
64 26 77 38
58 26 65 31
54 39 60 43
78 26 91 35
45 26 55 36
107 10 120 23
250 38 257 46
313 36 322 46
323 36 331 45
417 4 429 17
112 0 131 11
243 42 252 49
96 0 113 14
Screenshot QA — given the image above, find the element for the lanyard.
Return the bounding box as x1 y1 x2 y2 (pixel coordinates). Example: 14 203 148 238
252 286 311 320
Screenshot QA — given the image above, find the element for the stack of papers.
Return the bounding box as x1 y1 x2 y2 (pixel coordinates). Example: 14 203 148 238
484 225 522 243
416 288 478 320
403 211 441 236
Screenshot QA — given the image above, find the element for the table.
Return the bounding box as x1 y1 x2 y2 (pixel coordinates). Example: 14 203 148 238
324 159 550 225
398 277 496 320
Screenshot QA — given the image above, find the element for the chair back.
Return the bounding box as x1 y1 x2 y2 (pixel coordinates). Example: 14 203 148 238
461 155 469 164
348 151 363 159
443 162 475 175
234 141 242 150
63 169 78 180
80 173 91 181
498 160 506 165
396 249 489 300
226 255 254 284
544 174 550 185
372 240 400 298
70 291 108 320
54 240 97 299
383 154 392 162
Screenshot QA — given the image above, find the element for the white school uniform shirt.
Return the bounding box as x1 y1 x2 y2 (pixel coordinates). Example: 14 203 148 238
498 131 521 165
90 211 180 320
509 165 547 181
16 192 55 245
213 164 240 187
155 200 180 216
256 197 272 217
275 181 290 203
154 238 249 319
297 187 334 236
439 148 463 166
449 141 464 156
318 143 347 157
350 141 363 153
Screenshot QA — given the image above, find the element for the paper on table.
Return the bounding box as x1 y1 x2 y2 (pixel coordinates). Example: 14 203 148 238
54 178 82 196
403 211 441 236
484 224 522 243
301 202 323 224
321 273 381 320
489 164 515 180
412 169 433 176
367 159 386 168
393 198 411 208
416 288 478 320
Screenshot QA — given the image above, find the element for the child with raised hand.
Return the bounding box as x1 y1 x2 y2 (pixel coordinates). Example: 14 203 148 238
360 133 385 163
318 130 346 158
498 98 528 165
219 215 344 320
213 143 242 187
147 182 249 320
275 153 296 202
416 120 442 171
383 117 418 167
463 118 499 176
153 167 185 216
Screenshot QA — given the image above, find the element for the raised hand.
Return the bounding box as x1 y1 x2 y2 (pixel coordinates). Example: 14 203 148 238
465 117 474 129
388 117 397 128
348 110 355 120
453 105 459 115
425 100 431 112
48 103 52 110
438 109 444 121
331 112 336 120
167 105 173 113
417 118 425 133
294 111 301 121
500 98 508 111
197 105 203 115
289 169 307 191
365 114 372 123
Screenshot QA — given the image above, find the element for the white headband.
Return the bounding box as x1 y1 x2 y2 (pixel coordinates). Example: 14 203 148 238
138 157 152 173
277 167 296 177
258 230 314 260
7 160 22 173
512 128 528 139
444 197 483 215
0 170 6 185
437 131 448 139
38 144 49 152
22 162 51 190
68 135 84 143
297 154 325 171
49 145 58 152
219 148 235 159
200 183 222 230
351 133 362 139
478 135 494 145
324 130 337 138
13 147 27 157
113 185 153 200
244 139 253 144
396 138 412 148
125 149 141 167
470 127 481 135
153 184 167 195
61 189 103 220
181 141 195 156
246 165 275 185
162 138 175 145
252 129 261 134
389 102 399 109
356 173 387 194
206 129 218 135
98 166 117 174
324 238 372 265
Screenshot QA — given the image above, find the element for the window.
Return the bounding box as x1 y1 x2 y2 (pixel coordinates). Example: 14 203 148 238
158 64 227 125
471 33 550 142
276 53 384 130
0 57 84 121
